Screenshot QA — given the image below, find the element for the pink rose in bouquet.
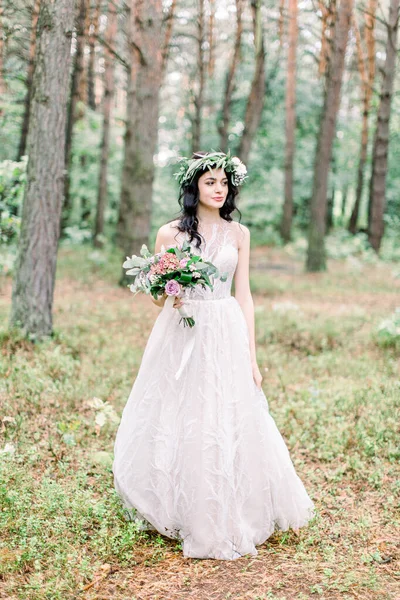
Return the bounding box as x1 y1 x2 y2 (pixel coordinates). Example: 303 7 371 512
164 280 182 296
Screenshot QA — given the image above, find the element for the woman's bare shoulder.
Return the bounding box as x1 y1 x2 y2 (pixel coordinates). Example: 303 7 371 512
230 220 249 249
157 219 182 244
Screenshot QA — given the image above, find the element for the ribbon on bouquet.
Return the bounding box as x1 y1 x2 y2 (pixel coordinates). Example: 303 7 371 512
174 330 196 380
166 295 197 380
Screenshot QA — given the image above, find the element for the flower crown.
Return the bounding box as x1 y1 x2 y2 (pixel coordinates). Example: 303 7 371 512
173 150 248 188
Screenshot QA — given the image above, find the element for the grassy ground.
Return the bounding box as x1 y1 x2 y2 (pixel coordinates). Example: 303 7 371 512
0 244 399 600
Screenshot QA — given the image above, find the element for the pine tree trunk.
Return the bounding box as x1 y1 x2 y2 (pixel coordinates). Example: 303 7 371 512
318 0 336 78
10 0 74 339
93 0 117 248
161 0 177 76
341 184 349 217
116 0 164 279
0 0 6 97
192 0 206 152
76 0 90 104
237 0 265 165
326 186 335 231
62 0 87 231
367 0 399 252
348 123 368 234
208 0 215 78
306 0 354 272
218 0 243 152
88 0 101 110
280 0 298 243
348 4 376 234
17 0 41 160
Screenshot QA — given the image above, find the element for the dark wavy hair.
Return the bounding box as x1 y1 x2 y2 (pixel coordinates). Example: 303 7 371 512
169 152 242 249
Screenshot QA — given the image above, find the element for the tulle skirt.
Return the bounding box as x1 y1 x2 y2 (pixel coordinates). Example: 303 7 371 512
113 294 315 560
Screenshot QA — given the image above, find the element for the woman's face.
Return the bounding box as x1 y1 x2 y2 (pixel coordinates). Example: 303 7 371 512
197 168 229 209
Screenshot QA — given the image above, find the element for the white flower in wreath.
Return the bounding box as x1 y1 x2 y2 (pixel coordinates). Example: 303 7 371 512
231 156 241 166
236 162 247 176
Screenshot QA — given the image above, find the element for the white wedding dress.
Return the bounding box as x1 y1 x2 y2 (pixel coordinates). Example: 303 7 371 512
113 219 315 560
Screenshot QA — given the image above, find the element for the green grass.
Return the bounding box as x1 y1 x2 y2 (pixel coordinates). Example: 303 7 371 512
0 245 399 599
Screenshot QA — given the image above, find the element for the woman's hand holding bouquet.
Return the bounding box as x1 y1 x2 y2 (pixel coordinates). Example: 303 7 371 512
123 240 227 328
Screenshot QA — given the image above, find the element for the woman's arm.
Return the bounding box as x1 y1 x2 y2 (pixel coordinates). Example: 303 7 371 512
234 225 256 363
234 224 263 388
151 293 167 308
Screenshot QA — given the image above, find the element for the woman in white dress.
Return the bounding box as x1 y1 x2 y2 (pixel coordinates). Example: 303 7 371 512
113 151 315 560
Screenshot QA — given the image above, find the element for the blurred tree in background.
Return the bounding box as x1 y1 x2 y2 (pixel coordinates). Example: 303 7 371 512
0 0 399 337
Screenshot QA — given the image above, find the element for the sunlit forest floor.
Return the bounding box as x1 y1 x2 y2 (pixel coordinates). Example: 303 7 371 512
0 245 399 600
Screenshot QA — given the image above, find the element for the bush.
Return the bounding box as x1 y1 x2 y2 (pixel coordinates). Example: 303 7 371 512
0 157 27 245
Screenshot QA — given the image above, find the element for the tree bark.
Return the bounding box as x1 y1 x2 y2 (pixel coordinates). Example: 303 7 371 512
62 0 87 231
116 0 166 281
341 183 349 217
93 0 117 248
10 0 74 339
192 0 206 153
280 0 298 243
278 0 285 47
348 1 376 234
306 0 354 272
0 0 6 97
208 0 215 78
17 0 41 160
326 179 335 231
76 0 90 103
368 0 399 252
218 0 243 152
237 0 266 165
161 0 177 76
88 0 101 110
318 0 337 78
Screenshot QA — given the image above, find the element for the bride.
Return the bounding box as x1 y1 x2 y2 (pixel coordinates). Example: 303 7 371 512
112 151 315 560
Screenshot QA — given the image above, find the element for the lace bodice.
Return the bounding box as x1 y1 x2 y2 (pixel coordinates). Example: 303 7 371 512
173 220 239 301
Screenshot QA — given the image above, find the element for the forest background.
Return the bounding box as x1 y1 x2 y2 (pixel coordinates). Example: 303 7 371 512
0 0 399 599
0 0 399 291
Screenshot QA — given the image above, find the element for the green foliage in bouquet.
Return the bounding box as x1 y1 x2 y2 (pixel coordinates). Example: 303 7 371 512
123 241 228 301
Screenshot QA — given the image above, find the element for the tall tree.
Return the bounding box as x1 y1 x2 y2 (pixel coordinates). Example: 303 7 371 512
237 0 266 165
217 0 243 152
367 0 399 252
62 0 87 230
208 0 215 78
306 0 354 272
348 0 376 234
0 0 6 97
192 0 206 152
162 0 176 77
88 0 101 110
280 0 298 243
116 0 175 274
278 0 285 46
94 0 118 248
318 0 337 78
17 0 40 160
76 0 90 104
10 0 75 338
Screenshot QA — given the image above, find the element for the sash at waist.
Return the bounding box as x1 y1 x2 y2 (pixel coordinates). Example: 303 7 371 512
183 295 234 303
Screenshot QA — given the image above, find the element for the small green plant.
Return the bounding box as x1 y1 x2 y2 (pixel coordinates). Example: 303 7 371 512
375 307 400 350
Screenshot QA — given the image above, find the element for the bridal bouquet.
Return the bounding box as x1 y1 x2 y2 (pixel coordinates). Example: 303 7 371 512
123 240 227 328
